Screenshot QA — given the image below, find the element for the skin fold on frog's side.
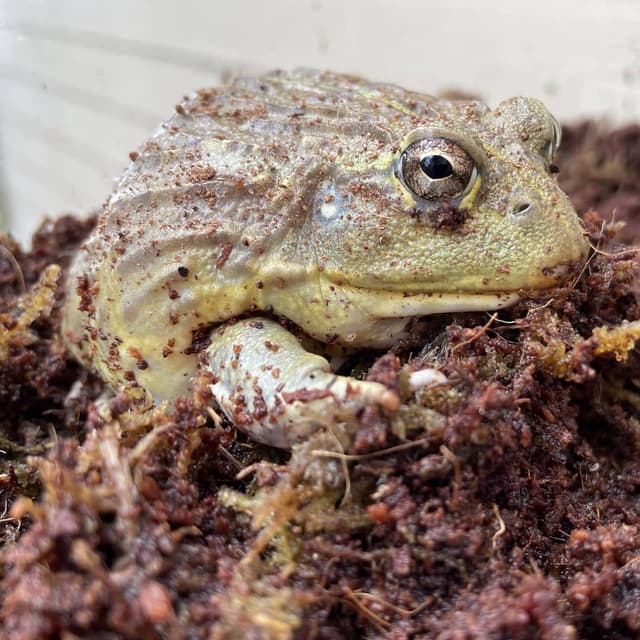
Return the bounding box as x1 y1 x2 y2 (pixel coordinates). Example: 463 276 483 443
63 69 589 448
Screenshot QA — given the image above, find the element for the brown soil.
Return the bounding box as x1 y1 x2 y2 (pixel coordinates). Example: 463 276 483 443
0 122 639 639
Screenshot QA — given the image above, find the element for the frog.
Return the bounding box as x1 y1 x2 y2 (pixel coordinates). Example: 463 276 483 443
62 69 589 448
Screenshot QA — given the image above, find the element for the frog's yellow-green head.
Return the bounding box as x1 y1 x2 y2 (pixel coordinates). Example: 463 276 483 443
302 97 585 288
260 81 587 344
235 73 586 345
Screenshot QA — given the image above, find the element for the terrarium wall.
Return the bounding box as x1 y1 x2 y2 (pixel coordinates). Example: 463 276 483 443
0 0 639 244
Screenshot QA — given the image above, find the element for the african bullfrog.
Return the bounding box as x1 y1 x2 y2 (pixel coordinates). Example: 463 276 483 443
63 69 589 447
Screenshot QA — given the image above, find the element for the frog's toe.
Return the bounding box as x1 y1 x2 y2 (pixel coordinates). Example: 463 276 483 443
264 379 399 448
325 376 400 413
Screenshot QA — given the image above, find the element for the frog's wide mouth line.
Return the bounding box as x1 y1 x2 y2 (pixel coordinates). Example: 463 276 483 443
316 257 586 303
320 282 521 317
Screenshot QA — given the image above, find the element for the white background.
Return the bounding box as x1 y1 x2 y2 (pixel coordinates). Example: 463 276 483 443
1 0 639 245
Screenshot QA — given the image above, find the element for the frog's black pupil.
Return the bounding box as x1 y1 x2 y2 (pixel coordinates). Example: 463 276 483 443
420 155 453 179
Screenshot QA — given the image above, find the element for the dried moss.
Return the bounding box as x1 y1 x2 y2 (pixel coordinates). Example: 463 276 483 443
0 127 639 639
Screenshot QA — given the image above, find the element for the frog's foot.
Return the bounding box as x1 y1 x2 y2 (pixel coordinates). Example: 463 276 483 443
204 318 400 448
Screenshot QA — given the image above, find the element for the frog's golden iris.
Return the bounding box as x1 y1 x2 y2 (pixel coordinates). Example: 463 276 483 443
398 137 477 202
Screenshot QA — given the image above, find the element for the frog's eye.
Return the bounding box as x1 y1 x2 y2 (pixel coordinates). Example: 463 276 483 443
399 137 477 202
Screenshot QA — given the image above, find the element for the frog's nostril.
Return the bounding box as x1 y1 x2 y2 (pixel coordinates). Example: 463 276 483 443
512 203 532 216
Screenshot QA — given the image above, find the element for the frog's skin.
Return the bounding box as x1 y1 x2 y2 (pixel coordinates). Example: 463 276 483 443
63 69 588 448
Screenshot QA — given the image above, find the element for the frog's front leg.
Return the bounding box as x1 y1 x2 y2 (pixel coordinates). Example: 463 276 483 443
204 318 400 448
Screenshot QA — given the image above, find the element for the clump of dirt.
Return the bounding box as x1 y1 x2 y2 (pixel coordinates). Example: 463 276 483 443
0 123 638 640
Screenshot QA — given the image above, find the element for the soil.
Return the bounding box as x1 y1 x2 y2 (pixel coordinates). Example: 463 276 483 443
0 121 639 640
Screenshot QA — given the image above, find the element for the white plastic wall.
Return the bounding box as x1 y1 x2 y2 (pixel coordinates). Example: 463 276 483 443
1 0 639 245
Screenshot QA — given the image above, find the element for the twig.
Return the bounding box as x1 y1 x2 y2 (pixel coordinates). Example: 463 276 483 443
440 445 461 510
492 503 506 550
311 438 429 463
350 590 432 618
0 240 26 293
451 312 498 352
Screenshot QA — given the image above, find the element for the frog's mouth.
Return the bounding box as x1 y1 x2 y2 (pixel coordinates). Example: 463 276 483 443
311 259 585 345
318 257 584 305
282 280 521 348
259 259 583 348
320 281 521 318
